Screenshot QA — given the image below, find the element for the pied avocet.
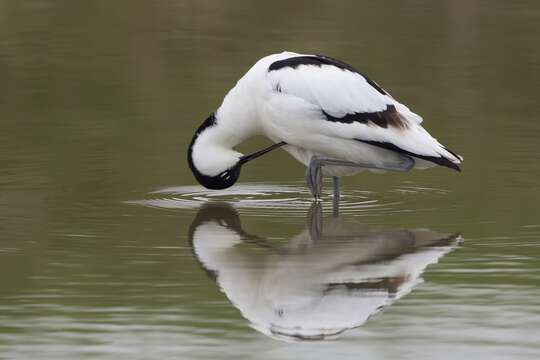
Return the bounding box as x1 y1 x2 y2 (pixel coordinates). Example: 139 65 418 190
188 51 462 200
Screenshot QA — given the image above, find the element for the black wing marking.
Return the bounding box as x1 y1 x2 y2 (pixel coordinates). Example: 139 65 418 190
323 104 408 129
268 54 388 95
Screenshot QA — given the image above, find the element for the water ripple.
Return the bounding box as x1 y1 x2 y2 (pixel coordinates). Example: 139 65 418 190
127 182 448 217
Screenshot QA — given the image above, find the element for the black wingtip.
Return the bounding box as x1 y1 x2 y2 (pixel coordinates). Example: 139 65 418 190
421 153 461 172
357 139 462 172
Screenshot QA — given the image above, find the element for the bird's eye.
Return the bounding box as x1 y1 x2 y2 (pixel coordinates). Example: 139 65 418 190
219 171 232 181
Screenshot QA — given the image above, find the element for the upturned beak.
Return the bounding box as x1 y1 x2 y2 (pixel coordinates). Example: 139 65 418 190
238 141 286 165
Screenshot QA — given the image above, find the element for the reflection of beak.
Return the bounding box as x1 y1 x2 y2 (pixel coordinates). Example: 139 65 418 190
238 141 286 165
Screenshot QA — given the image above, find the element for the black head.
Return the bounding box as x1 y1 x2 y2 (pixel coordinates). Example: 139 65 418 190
189 161 242 190
187 113 286 190
187 114 243 190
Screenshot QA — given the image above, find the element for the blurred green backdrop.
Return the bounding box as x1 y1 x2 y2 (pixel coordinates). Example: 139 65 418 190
1 1 540 359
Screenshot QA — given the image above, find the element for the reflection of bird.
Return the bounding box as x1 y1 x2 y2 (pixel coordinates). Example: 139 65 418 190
188 51 462 200
189 203 462 341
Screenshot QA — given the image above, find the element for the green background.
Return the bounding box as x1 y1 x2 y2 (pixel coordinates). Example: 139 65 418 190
1 1 539 359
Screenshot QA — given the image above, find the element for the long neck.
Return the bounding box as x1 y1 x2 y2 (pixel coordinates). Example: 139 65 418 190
189 85 261 177
212 82 262 147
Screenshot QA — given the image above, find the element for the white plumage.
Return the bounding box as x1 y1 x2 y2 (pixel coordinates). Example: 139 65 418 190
188 51 462 195
190 203 461 340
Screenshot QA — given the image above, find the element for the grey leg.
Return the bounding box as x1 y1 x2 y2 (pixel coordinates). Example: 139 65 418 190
306 157 324 201
306 155 414 201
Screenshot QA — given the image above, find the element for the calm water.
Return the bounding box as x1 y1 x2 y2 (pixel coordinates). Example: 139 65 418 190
1 1 540 359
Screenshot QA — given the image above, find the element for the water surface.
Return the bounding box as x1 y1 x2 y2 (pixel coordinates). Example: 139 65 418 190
1 1 540 359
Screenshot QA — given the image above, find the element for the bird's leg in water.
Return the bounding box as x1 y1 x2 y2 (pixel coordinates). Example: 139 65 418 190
306 155 415 202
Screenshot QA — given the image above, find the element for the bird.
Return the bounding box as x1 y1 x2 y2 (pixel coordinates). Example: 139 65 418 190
188 51 463 200
189 202 461 341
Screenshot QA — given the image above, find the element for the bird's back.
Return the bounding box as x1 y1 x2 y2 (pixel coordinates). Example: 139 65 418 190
238 52 463 172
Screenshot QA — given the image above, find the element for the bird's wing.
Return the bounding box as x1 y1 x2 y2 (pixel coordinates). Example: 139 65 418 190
265 55 462 170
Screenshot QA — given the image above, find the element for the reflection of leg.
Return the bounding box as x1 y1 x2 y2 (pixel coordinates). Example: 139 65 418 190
332 176 340 217
307 202 323 241
306 155 415 200
332 176 340 199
